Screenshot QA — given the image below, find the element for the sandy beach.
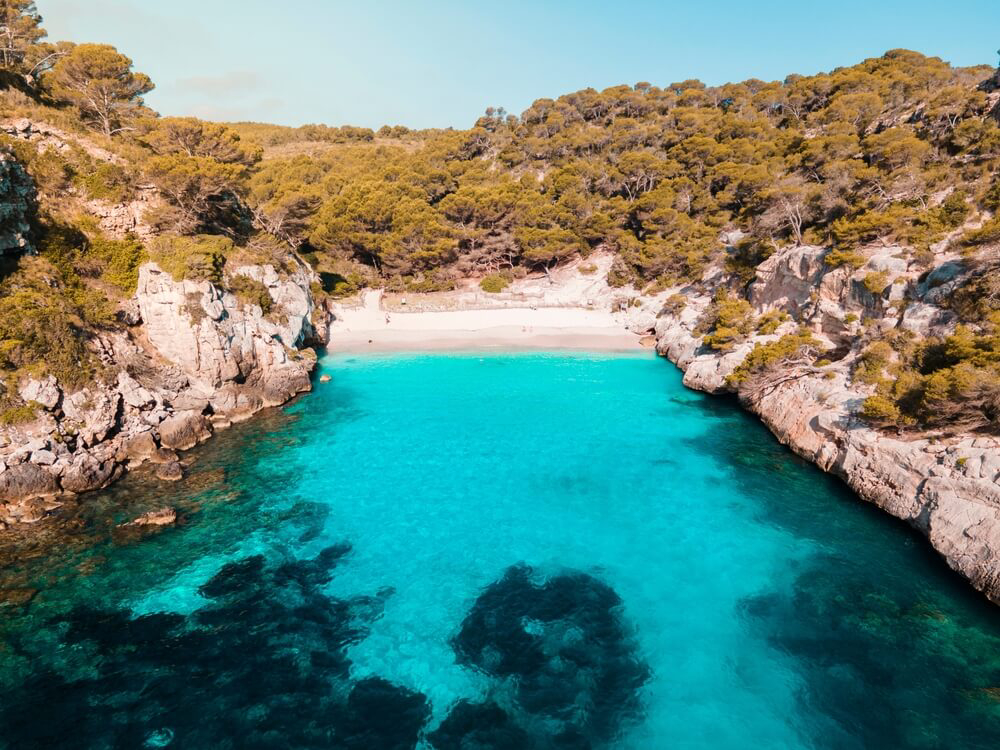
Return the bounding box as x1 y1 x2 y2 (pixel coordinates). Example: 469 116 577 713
327 289 644 352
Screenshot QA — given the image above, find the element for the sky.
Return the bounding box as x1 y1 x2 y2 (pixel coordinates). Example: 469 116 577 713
39 0 1000 130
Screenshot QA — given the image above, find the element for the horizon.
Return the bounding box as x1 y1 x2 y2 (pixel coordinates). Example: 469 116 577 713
38 0 1000 129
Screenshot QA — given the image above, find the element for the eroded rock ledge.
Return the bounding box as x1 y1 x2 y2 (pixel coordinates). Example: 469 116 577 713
652 245 1000 602
0 261 332 521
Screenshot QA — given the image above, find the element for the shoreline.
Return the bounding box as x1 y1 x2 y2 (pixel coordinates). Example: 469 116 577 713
327 291 645 352
327 325 644 353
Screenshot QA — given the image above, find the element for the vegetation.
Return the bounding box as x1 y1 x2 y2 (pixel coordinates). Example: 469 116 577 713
48 44 154 136
727 329 820 386
0 0 998 433
227 274 273 314
147 235 233 283
698 289 756 352
479 273 511 293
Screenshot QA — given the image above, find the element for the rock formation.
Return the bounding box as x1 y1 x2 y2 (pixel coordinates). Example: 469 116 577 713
0 149 34 256
0 260 332 513
652 243 1000 602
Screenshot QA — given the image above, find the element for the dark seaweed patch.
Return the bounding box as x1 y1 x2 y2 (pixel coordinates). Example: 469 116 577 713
740 557 1000 749
428 700 530 749
449 564 649 747
0 545 428 750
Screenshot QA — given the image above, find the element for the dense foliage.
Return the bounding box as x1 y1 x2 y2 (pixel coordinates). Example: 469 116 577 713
0 0 997 431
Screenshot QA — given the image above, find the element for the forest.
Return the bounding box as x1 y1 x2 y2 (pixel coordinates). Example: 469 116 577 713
0 0 998 431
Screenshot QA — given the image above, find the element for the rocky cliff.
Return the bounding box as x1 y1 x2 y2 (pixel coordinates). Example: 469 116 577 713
0 260 331 522
651 243 1000 601
0 148 34 256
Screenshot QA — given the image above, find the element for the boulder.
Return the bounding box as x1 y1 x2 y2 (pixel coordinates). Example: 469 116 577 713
120 507 177 527
155 462 184 481
60 455 117 494
18 376 61 410
121 431 157 462
0 462 58 500
62 388 121 447
117 372 156 409
157 411 211 451
29 449 56 466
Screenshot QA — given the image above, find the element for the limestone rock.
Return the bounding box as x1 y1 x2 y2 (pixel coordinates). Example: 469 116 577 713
654 265 1000 603
121 431 157 462
0 150 35 257
60 455 117 494
18 376 61 410
155 462 184 481
749 244 827 312
157 411 211 451
0 462 58 501
62 388 121 447
120 507 177 527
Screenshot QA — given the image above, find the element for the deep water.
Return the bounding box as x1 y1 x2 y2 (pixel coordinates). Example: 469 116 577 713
1 352 1000 749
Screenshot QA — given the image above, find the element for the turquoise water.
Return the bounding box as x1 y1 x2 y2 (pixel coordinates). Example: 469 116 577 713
1 352 1000 749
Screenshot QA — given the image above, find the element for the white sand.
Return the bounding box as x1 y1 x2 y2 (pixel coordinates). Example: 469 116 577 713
328 290 643 352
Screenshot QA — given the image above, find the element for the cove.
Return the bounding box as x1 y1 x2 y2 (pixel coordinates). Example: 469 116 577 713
1 352 999 749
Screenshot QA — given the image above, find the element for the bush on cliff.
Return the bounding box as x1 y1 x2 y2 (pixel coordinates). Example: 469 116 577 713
699 289 755 352
227 274 273 314
148 234 232 283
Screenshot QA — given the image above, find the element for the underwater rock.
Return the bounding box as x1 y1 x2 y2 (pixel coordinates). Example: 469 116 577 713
155 462 184 482
157 411 212 452
0 496 49 524
121 508 177 528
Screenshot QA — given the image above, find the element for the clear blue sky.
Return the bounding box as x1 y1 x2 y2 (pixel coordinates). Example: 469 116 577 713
39 0 1000 129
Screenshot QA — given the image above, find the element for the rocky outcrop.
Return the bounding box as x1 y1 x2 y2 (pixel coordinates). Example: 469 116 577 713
0 149 34 256
136 262 318 412
0 261 332 515
653 244 1000 602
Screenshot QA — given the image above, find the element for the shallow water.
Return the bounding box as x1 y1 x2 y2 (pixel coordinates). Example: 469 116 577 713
1 352 999 749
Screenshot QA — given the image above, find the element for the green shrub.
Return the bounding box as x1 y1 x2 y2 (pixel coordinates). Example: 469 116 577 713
700 289 755 352
961 218 1000 247
861 394 902 422
863 271 890 295
854 341 894 385
479 273 510 293
937 190 969 229
578 263 598 275
726 329 818 385
227 274 273 314
756 309 789 335
148 234 232 283
0 401 40 426
663 294 686 316
76 162 134 203
824 248 865 269
0 258 100 387
89 235 146 293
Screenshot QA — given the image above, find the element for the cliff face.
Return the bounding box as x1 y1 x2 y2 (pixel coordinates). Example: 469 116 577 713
0 149 34 256
0 261 330 519
653 244 1000 601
